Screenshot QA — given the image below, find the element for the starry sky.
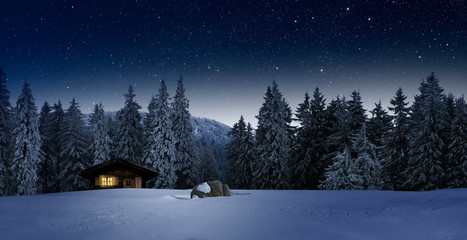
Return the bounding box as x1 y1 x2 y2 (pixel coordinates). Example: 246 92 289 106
1 0 466 126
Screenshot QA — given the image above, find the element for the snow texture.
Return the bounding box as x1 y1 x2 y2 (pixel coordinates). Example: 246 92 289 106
197 182 211 193
1 189 466 240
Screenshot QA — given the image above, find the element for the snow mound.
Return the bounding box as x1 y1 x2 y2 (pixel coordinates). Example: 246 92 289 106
197 182 211 193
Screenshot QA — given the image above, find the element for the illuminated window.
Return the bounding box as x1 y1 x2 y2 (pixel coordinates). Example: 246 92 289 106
102 177 113 186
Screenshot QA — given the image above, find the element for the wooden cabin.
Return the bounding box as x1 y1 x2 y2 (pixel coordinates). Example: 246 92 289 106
78 158 159 189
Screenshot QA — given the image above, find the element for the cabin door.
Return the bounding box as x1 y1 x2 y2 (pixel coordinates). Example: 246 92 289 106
123 178 135 188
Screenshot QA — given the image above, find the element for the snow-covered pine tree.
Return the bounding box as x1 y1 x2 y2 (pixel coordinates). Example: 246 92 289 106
142 95 156 153
347 90 366 134
404 73 446 191
143 80 178 189
367 101 392 148
324 96 351 174
290 92 314 189
49 101 65 192
382 87 411 190
441 93 457 186
445 96 467 188
291 89 328 189
106 116 118 159
38 101 54 193
144 95 157 134
319 148 363 190
309 88 329 188
352 128 383 190
224 116 246 188
0 68 12 196
91 103 112 165
115 86 144 165
326 96 351 152
58 98 90 192
171 77 197 188
89 104 100 128
236 123 257 189
198 143 220 182
444 94 457 131
11 82 43 195
254 81 292 189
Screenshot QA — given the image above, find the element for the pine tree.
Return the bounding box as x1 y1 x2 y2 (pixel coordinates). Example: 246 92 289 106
49 101 66 192
144 80 177 189
236 123 256 189
324 96 352 176
89 104 100 128
290 92 313 189
143 95 157 151
367 101 392 148
442 93 457 186
106 116 118 159
347 90 366 134
255 81 292 189
171 77 197 188
319 148 363 190
91 103 112 165
445 97 467 188
59 98 90 192
404 73 446 191
309 88 329 188
225 116 246 188
38 101 54 193
444 94 457 130
11 82 43 195
198 143 220 182
326 96 351 152
115 86 144 164
0 67 12 196
290 88 327 189
383 87 411 190
144 96 157 133
352 128 383 190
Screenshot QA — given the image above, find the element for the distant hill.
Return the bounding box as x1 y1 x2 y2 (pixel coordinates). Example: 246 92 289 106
191 117 231 180
83 112 231 180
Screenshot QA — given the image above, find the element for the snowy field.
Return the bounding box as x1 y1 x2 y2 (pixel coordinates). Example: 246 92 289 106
1 189 466 240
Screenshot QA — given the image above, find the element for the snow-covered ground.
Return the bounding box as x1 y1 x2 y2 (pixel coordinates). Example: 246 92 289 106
1 189 466 240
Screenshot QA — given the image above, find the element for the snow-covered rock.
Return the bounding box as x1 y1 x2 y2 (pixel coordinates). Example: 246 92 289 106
197 182 211 193
190 180 230 198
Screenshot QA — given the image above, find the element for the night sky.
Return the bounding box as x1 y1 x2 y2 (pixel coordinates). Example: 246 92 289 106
1 0 466 126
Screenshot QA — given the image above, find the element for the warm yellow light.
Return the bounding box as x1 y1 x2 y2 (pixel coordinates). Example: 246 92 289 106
102 177 113 186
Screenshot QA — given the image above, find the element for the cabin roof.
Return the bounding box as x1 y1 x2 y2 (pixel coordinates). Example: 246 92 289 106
77 158 159 180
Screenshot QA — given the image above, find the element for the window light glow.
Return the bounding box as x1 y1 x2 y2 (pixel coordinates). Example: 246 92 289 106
102 177 113 186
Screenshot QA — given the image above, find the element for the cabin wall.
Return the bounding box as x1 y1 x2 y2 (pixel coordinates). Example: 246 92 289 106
82 161 157 189
93 174 145 189
135 177 142 188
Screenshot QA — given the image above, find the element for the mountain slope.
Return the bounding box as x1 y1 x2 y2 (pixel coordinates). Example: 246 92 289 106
84 113 231 179
191 117 230 179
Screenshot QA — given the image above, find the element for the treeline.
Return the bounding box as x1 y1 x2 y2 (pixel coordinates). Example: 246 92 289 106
225 73 467 191
0 67 220 196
